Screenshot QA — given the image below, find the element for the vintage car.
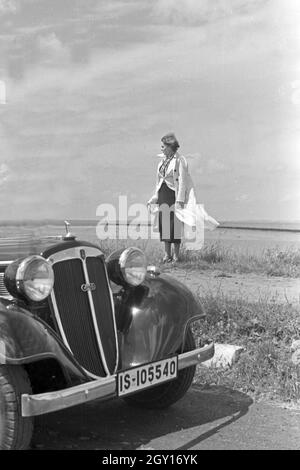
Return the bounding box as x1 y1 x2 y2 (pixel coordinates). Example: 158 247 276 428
0 223 214 450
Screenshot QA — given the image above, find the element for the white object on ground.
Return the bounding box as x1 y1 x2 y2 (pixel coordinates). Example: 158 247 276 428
201 343 244 368
291 350 300 366
0 340 6 363
290 339 300 352
290 339 300 366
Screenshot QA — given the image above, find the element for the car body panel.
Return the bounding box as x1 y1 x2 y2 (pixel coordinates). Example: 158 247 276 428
116 273 204 369
0 298 90 385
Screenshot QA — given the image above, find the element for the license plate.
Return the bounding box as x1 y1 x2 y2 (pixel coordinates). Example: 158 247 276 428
117 356 178 397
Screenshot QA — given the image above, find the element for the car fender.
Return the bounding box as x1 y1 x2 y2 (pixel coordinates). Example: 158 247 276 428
0 298 89 384
117 273 204 370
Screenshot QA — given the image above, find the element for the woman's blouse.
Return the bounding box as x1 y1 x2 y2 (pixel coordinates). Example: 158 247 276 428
158 155 176 192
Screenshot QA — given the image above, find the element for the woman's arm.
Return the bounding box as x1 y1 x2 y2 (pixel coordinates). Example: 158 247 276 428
176 156 188 203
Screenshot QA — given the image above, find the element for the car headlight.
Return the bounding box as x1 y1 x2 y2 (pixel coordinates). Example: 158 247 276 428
4 255 54 301
106 247 147 287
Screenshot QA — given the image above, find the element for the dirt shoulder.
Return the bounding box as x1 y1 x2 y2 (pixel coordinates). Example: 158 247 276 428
164 266 300 304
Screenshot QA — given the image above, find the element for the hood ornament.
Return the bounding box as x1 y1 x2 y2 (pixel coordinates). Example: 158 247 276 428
63 220 76 240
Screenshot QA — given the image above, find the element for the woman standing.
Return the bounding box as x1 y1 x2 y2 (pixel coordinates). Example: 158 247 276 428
148 132 189 263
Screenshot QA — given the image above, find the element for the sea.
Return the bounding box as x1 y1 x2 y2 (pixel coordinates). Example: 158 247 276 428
205 220 300 254
0 220 300 256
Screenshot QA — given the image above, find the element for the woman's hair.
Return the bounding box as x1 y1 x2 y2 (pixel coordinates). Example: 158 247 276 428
161 132 180 152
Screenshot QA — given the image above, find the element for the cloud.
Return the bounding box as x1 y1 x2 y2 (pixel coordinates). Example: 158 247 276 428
190 157 227 177
1 0 300 220
0 121 14 162
37 32 69 62
152 0 269 25
0 80 6 104
206 158 227 173
0 0 17 15
280 191 300 203
235 193 251 202
291 80 300 105
6 0 298 108
0 163 10 186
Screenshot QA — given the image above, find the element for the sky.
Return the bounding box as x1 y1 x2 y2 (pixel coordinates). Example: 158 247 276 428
0 0 299 221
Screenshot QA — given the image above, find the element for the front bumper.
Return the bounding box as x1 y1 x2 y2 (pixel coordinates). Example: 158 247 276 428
21 342 214 417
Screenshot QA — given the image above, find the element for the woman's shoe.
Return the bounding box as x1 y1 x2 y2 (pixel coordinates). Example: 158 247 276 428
162 255 173 263
172 256 180 263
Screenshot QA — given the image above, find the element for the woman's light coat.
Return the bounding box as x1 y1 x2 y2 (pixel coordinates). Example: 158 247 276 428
149 153 219 250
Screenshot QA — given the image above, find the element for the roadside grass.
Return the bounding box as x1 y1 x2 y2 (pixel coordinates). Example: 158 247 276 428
177 244 300 277
193 292 300 402
95 239 300 277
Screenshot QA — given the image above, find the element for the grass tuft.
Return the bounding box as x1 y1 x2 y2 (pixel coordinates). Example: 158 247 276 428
176 244 300 277
193 293 300 403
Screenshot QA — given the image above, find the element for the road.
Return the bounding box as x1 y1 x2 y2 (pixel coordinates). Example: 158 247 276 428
32 385 300 450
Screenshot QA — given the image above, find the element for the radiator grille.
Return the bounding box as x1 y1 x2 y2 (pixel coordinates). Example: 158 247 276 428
86 256 117 373
52 259 107 377
0 273 9 297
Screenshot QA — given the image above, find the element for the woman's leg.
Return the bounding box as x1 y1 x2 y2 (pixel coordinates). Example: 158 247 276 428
164 242 172 261
173 242 181 261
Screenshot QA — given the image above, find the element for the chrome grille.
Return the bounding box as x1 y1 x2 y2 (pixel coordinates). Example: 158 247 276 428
49 246 118 378
0 273 9 297
52 259 106 377
86 256 117 373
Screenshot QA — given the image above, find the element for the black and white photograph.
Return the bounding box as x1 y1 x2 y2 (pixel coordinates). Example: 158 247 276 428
0 0 299 453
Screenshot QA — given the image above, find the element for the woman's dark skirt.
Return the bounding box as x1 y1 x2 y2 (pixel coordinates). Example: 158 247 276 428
158 182 182 243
